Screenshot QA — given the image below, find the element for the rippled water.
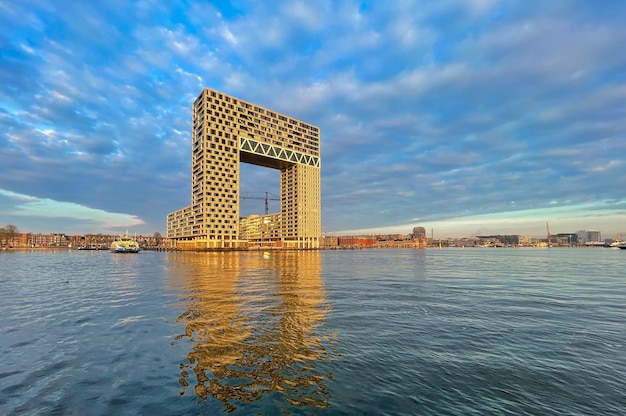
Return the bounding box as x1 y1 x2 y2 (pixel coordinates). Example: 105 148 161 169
1 248 624 415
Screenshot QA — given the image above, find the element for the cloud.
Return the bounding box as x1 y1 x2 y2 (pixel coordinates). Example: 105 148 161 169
1 0 626 238
0 189 144 233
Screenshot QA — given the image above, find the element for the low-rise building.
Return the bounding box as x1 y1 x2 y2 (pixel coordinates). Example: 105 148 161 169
239 213 282 248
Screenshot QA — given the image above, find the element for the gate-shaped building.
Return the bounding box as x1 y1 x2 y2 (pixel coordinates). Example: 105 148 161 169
167 88 321 249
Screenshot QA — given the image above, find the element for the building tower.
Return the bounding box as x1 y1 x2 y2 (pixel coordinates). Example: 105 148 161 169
412 227 426 239
167 88 321 249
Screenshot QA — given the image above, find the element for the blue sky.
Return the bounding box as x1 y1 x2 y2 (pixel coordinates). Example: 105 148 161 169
1 0 626 239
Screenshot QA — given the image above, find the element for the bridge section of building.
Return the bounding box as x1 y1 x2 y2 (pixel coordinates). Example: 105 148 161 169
167 88 321 249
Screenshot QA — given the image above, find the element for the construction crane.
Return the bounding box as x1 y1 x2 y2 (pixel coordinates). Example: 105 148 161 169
546 221 552 247
241 192 279 215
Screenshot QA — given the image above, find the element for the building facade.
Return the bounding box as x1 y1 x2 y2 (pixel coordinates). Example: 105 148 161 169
412 226 426 239
239 213 282 247
577 229 601 243
167 88 321 249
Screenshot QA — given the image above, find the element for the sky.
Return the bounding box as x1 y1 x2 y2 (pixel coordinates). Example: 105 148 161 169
1 0 626 239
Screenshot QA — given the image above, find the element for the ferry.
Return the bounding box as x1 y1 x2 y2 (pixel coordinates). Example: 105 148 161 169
110 232 140 253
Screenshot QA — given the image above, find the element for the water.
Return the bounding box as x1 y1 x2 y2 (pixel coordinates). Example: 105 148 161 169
1 248 624 415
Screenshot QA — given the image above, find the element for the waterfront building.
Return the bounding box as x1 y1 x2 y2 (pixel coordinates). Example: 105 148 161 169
556 233 578 245
477 235 521 246
337 235 377 248
587 230 601 242
167 88 321 249
576 230 601 243
239 213 282 248
26 232 68 247
320 235 339 249
412 226 426 239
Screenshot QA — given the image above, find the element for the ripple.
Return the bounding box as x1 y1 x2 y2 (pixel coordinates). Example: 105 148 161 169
1 249 625 415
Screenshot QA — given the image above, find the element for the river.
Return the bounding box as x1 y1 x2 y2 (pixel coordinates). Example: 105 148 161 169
1 248 624 415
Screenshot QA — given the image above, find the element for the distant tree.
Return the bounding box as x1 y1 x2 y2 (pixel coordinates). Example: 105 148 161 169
3 224 18 247
154 232 162 246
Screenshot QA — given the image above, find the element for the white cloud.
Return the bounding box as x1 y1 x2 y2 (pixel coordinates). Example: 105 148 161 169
0 189 144 232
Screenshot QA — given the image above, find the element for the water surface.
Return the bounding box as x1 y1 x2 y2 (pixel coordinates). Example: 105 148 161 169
1 248 624 415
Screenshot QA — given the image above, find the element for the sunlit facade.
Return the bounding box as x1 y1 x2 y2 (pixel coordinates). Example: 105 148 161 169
167 88 321 249
239 213 281 247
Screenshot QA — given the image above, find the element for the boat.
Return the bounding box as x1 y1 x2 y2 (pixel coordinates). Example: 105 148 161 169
78 244 106 250
610 240 625 249
618 242 626 250
110 232 140 253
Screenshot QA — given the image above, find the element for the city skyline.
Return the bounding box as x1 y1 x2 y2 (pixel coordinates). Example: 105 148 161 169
1 1 626 238
1 218 617 244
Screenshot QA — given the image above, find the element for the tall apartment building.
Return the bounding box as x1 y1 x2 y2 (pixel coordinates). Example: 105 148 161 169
576 229 601 243
167 88 321 249
412 226 426 239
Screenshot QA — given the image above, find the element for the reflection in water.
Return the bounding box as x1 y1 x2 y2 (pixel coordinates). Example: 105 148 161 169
167 251 332 411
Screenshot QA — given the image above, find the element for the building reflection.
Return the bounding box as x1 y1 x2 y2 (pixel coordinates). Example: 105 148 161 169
167 251 332 411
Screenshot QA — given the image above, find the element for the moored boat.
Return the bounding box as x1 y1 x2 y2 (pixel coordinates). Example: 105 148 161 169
618 242 626 250
110 232 140 253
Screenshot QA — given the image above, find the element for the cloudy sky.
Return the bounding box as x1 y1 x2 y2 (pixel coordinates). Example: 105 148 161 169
1 0 625 238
